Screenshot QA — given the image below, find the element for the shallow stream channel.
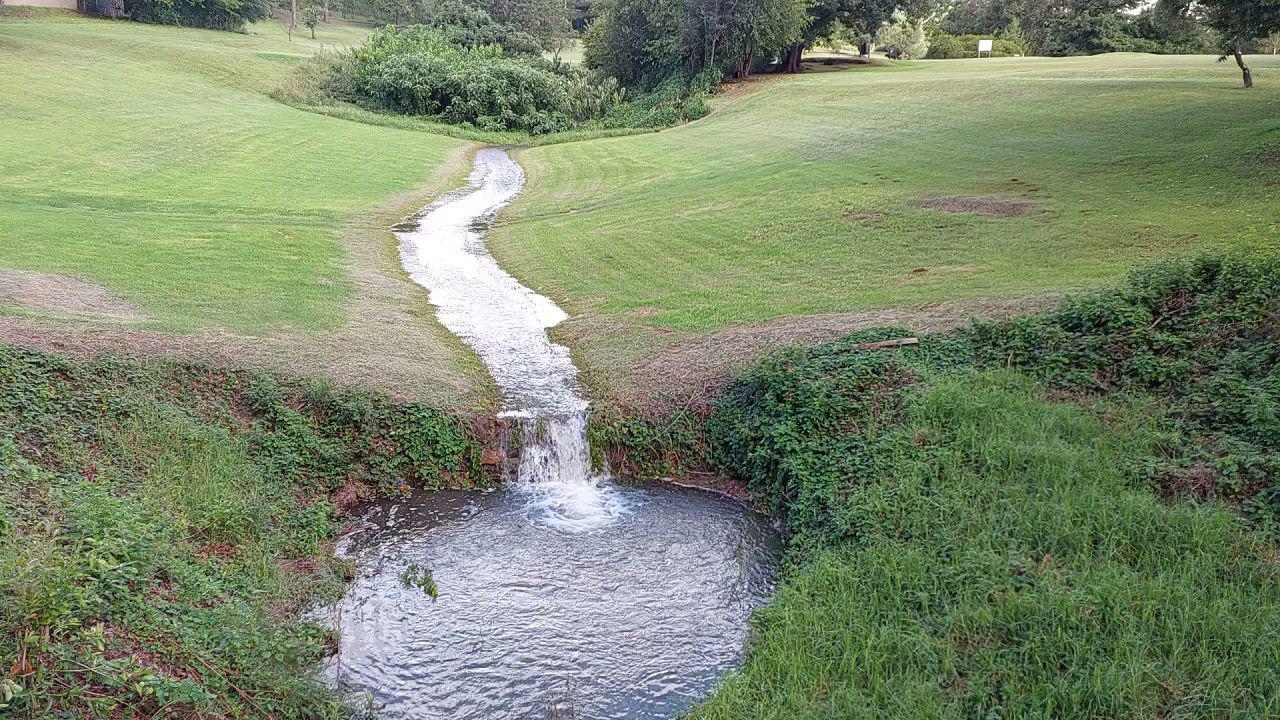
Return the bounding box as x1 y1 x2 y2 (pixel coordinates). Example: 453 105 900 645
319 149 782 719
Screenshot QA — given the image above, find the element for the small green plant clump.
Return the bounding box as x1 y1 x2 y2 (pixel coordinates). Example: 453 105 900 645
400 563 440 599
0 346 478 717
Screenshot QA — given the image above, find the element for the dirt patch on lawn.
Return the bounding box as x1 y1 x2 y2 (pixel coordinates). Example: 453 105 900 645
843 209 887 222
921 195 1043 218
561 295 1062 409
0 144 493 410
0 269 147 322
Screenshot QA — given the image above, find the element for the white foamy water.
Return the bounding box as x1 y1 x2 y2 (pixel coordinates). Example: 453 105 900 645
396 148 624 530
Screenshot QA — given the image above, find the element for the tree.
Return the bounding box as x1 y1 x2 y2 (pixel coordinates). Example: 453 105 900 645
585 0 805 85
482 0 572 50
998 17 1030 55
778 0 897 72
875 9 929 58
1200 0 1280 87
302 5 324 37
1265 31 1280 54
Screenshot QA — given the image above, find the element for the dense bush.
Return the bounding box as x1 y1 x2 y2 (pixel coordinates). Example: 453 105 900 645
595 67 719 130
387 0 545 55
709 252 1280 533
583 0 805 87
926 31 1024 58
323 25 606 133
122 0 270 31
698 371 1280 719
875 10 929 60
309 23 713 134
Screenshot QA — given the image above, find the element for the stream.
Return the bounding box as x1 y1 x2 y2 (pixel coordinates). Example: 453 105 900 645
322 148 781 718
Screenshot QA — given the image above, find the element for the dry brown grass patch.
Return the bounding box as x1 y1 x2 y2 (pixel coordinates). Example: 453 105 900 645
0 269 147 321
920 195 1043 218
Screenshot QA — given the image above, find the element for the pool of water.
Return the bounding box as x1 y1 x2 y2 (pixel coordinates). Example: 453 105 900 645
322 484 781 719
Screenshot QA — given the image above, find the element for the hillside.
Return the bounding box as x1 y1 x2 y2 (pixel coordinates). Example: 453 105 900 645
497 53 1280 401
0 11 489 406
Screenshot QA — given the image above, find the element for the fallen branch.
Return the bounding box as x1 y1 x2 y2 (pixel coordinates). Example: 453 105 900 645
851 337 920 351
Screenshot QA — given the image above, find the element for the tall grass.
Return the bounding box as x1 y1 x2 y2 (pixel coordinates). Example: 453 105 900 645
0 345 478 716
695 372 1280 719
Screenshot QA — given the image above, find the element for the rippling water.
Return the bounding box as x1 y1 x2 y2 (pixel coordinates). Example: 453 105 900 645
322 148 781 718
397 147 624 530
325 486 781 719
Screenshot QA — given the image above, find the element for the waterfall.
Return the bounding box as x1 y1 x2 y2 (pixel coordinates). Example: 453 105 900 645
396 148 626 531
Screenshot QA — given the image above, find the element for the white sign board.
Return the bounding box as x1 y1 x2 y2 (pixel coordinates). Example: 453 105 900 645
977 39 994 56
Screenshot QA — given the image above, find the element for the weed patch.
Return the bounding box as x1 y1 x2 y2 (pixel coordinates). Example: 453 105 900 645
693 252 1280 717
0 345 482 716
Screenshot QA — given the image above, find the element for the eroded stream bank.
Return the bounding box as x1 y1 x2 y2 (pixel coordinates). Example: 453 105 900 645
321 148 781 717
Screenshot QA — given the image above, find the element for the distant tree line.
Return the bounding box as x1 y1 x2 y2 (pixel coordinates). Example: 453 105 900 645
933 0 1277 84
579 0 1275 87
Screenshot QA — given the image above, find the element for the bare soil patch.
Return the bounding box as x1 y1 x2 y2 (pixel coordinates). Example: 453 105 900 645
0 269 147 321
843 209 887 221
562 295 1061 410
921 195 1043 218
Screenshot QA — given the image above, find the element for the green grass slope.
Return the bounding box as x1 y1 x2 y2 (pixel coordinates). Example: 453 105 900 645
0 13 461 335
697 373 1280 719
500 54 1280 337
692 252 1280 718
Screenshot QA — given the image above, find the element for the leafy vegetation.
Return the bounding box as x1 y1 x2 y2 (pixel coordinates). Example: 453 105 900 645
697 372 1280 718
300 14 714 133
0 344 481 717
584 0 809 83
929 0 1280 69
695 252 1280 717
123 0 271 31
400 563 440 598
322 24 612 133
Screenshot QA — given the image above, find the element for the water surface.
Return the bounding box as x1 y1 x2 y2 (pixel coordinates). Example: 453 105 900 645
327 486 781 719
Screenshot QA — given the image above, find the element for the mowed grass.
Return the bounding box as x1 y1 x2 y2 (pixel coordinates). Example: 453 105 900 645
500 54 1280 333
0 13 466 334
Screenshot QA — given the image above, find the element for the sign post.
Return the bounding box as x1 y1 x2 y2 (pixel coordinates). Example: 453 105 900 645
977 38 993 58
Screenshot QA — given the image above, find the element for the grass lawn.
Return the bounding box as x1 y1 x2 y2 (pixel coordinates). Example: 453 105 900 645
0 12 489 405
691 255 1280 717
498 53 1280 395
696 372 1280 719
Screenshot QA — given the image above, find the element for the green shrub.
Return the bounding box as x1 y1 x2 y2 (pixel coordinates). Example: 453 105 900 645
926 31 1024 58
292 22 713 135
122 0 270 32
325 25 622 134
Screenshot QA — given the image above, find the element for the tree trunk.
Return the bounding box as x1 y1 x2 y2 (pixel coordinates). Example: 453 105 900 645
310 26 316 39
289 0 298 40
1233 48 1252 88
780 43 802 74
737 47 753 79
323 0 329 22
